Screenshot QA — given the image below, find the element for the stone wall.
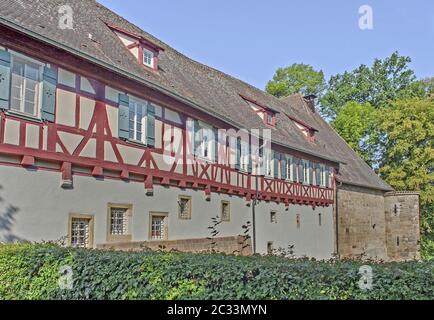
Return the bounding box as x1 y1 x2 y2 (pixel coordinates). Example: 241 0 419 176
97 235 252 256
337 184 421 261
336 184 388 260
384 192 420 261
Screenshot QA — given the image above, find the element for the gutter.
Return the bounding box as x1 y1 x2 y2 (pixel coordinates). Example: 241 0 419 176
335 177 394 192
0 17 345 165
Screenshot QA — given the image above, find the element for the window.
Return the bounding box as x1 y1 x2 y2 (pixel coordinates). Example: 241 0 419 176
267 241 274 254
10 55 42 117
270 211 277 223
107 204 132 240
296 214 301 229
393 203 401 217
143 48 154 68
178 196 192 220
69 214 94 248
150 213 168 240
129 98 147 143
286 156 294 181
221 201 230 222
318 213 322 226
264 149 272 177
265 112 275 126
320 165 326 186
195 122 214 161
240 139 250 172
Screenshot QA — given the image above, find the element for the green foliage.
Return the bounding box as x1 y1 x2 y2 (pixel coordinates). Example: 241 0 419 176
320 52 421 119
378 98 434 259
266 63 325 98
331 102 378 165
1 244 433 300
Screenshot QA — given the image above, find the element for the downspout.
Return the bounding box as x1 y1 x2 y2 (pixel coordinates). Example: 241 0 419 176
335 179 343 257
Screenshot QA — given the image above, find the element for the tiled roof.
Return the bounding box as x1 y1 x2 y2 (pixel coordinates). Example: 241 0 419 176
0 0 393 191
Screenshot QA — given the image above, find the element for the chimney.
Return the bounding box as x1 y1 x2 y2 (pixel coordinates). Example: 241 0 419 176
303 95 317 113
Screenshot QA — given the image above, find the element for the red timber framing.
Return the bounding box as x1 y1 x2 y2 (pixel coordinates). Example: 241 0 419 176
0 25 334 207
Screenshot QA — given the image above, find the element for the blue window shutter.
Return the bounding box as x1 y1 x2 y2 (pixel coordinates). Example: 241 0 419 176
118 93 130 139
41 66 57 122
281 156 287 180
213 127 219 163
147 103 155 147
247 137 252 173
273 151 279 179
299 159 304 182
0 49 11 110
309 162 314 185
315 163 321 186
325 166 330 187
193 119 200 156
235 137 241 170
292 157 299 182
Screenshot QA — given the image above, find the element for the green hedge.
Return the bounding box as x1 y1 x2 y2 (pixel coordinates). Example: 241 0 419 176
0 244 433 300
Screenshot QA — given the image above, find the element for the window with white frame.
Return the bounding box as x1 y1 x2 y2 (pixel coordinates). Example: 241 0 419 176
150 214 168 240
196 124 214 161
10 55 42 117
286 156 294 181
143 48 154 68
129 97 147 143
240 139 250 172
264 150 272 177
319 164 326 186
109 205 131 236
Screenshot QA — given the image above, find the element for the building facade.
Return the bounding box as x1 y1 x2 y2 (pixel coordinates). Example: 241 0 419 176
0 0 420 261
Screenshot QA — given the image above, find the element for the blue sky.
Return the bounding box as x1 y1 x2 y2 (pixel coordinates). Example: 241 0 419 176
99 0 434 90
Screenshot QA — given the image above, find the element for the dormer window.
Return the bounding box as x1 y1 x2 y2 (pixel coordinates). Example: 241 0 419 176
265 112 275 126
108 24 163 71
143 49 154 68
240 94 278 127
286 114 317 143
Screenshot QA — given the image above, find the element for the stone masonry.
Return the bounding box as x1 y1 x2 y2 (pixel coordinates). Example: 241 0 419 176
384 192 420 261
98 235 252 256
336 184 420 261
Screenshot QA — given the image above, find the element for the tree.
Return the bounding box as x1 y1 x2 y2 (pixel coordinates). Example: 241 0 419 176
378 98 434 259
266 63 325 98
320 52 420 119
331 102 378 166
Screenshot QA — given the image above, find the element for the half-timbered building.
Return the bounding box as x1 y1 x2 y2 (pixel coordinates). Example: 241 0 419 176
0 0 420 260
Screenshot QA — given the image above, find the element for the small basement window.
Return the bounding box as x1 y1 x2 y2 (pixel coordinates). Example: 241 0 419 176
270 211 277 223
69 214 94 248
108 204 132 240
178 196 192 220
267 242 274 254
221 201 230 221
150 213 168 240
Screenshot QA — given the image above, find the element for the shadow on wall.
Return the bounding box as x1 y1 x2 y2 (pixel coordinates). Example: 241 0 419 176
0 185 27 243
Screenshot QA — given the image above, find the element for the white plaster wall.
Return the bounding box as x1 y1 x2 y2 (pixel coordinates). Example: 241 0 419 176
0 166 335 259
